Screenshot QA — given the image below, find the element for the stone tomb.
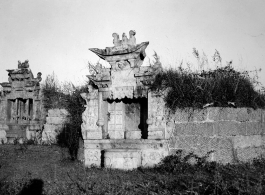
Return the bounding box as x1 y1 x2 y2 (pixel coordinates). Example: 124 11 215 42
0 60 44 143
80 31 168 169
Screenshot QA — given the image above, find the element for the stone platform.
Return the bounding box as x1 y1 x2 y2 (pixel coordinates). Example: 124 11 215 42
81 139 168 169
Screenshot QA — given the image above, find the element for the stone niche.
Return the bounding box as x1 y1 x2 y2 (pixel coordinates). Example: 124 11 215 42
0 60 45 143
80 31 168 170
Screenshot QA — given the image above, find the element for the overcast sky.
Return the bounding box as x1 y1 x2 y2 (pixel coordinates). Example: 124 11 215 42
0 0 265 88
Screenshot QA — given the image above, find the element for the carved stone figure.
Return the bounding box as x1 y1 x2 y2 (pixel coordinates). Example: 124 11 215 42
122 33 129 48
112 33 122 47
36 72 42 82
128 30 136 46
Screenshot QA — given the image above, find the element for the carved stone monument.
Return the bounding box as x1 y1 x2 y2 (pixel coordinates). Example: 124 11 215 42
0 60 45 143
80 31 168 169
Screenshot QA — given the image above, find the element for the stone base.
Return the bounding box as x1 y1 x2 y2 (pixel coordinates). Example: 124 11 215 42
82 139 169 169
0 130 7 144
104 149 141 170
125 131 141 139
84 149 101 167
108 130 124 139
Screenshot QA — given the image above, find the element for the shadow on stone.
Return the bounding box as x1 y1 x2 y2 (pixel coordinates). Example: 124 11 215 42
18 179 43 195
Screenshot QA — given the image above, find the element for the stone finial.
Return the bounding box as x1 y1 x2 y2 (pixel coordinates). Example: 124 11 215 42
112 33 122 47
18 60 29 69
37 72 42 82
122 33 129 47
128 30 136 46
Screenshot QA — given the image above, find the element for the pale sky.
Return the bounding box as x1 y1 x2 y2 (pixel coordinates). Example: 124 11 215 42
0 0 265 88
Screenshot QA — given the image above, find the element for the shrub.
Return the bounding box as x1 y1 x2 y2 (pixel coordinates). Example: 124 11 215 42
41 73 68 110
151 65 265 111
56 85 88 160
42 73 88 160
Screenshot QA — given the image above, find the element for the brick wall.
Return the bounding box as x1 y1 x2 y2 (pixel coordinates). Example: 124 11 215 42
167 108 265 163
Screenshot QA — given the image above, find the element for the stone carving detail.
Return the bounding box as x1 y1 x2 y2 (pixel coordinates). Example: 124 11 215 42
148 94 165 127
111 30 137 52
18 60 29 69
84 149 101 167
142 150 166 167
81 86 101 139
128 30 136 46
89 31 148 69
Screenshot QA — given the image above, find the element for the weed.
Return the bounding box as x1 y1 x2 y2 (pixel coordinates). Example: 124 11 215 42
151 65 265 111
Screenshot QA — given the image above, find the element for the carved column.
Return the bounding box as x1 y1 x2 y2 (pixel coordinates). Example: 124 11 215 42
146 91 165 139
14 99 18 121
80 89 102 140
96 91 104 129
25 99 29 120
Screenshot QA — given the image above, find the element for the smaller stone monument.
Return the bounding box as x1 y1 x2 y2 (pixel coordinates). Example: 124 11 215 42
0 60 45 143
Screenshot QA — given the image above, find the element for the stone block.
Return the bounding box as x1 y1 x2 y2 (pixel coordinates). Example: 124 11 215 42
214 121 246 136
193 122 214 136
173 123 194 136
86 131 103 139
104 149 141 170
108 130 124 139
174 108 207 122
236 147 265 162
213 108 239 121
0 123 8 131
28 124 42 131
148 130 164 139
233 135 262 149
175 136 198 150
48 109 68 117
46 117 67 125
174 122 214 136
84 149 101 167
207 108 250 122
125 131 141 139
236 108 250 122
217 137 233 150
216 148 234 163
248 109 262 122
142 149 168 167
43 124 63 132
0 130 6 139
245 122 262 135
207 107 220 121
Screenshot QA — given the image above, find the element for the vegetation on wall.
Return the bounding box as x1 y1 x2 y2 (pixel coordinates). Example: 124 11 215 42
150 50 265 111
41 73 68 110
41 73 88 160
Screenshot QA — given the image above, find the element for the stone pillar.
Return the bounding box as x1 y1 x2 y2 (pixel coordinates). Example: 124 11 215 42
96 91 104 129
25 99 29 120
146 92 165 139
14 99 18 121
81 91 102 139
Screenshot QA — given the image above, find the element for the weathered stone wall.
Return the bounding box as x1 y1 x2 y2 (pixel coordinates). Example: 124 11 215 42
42 109 68 143
167 107 265 163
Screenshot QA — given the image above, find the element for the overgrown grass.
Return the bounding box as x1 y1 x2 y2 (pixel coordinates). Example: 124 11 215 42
1 145 265 194
151 65 265 111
